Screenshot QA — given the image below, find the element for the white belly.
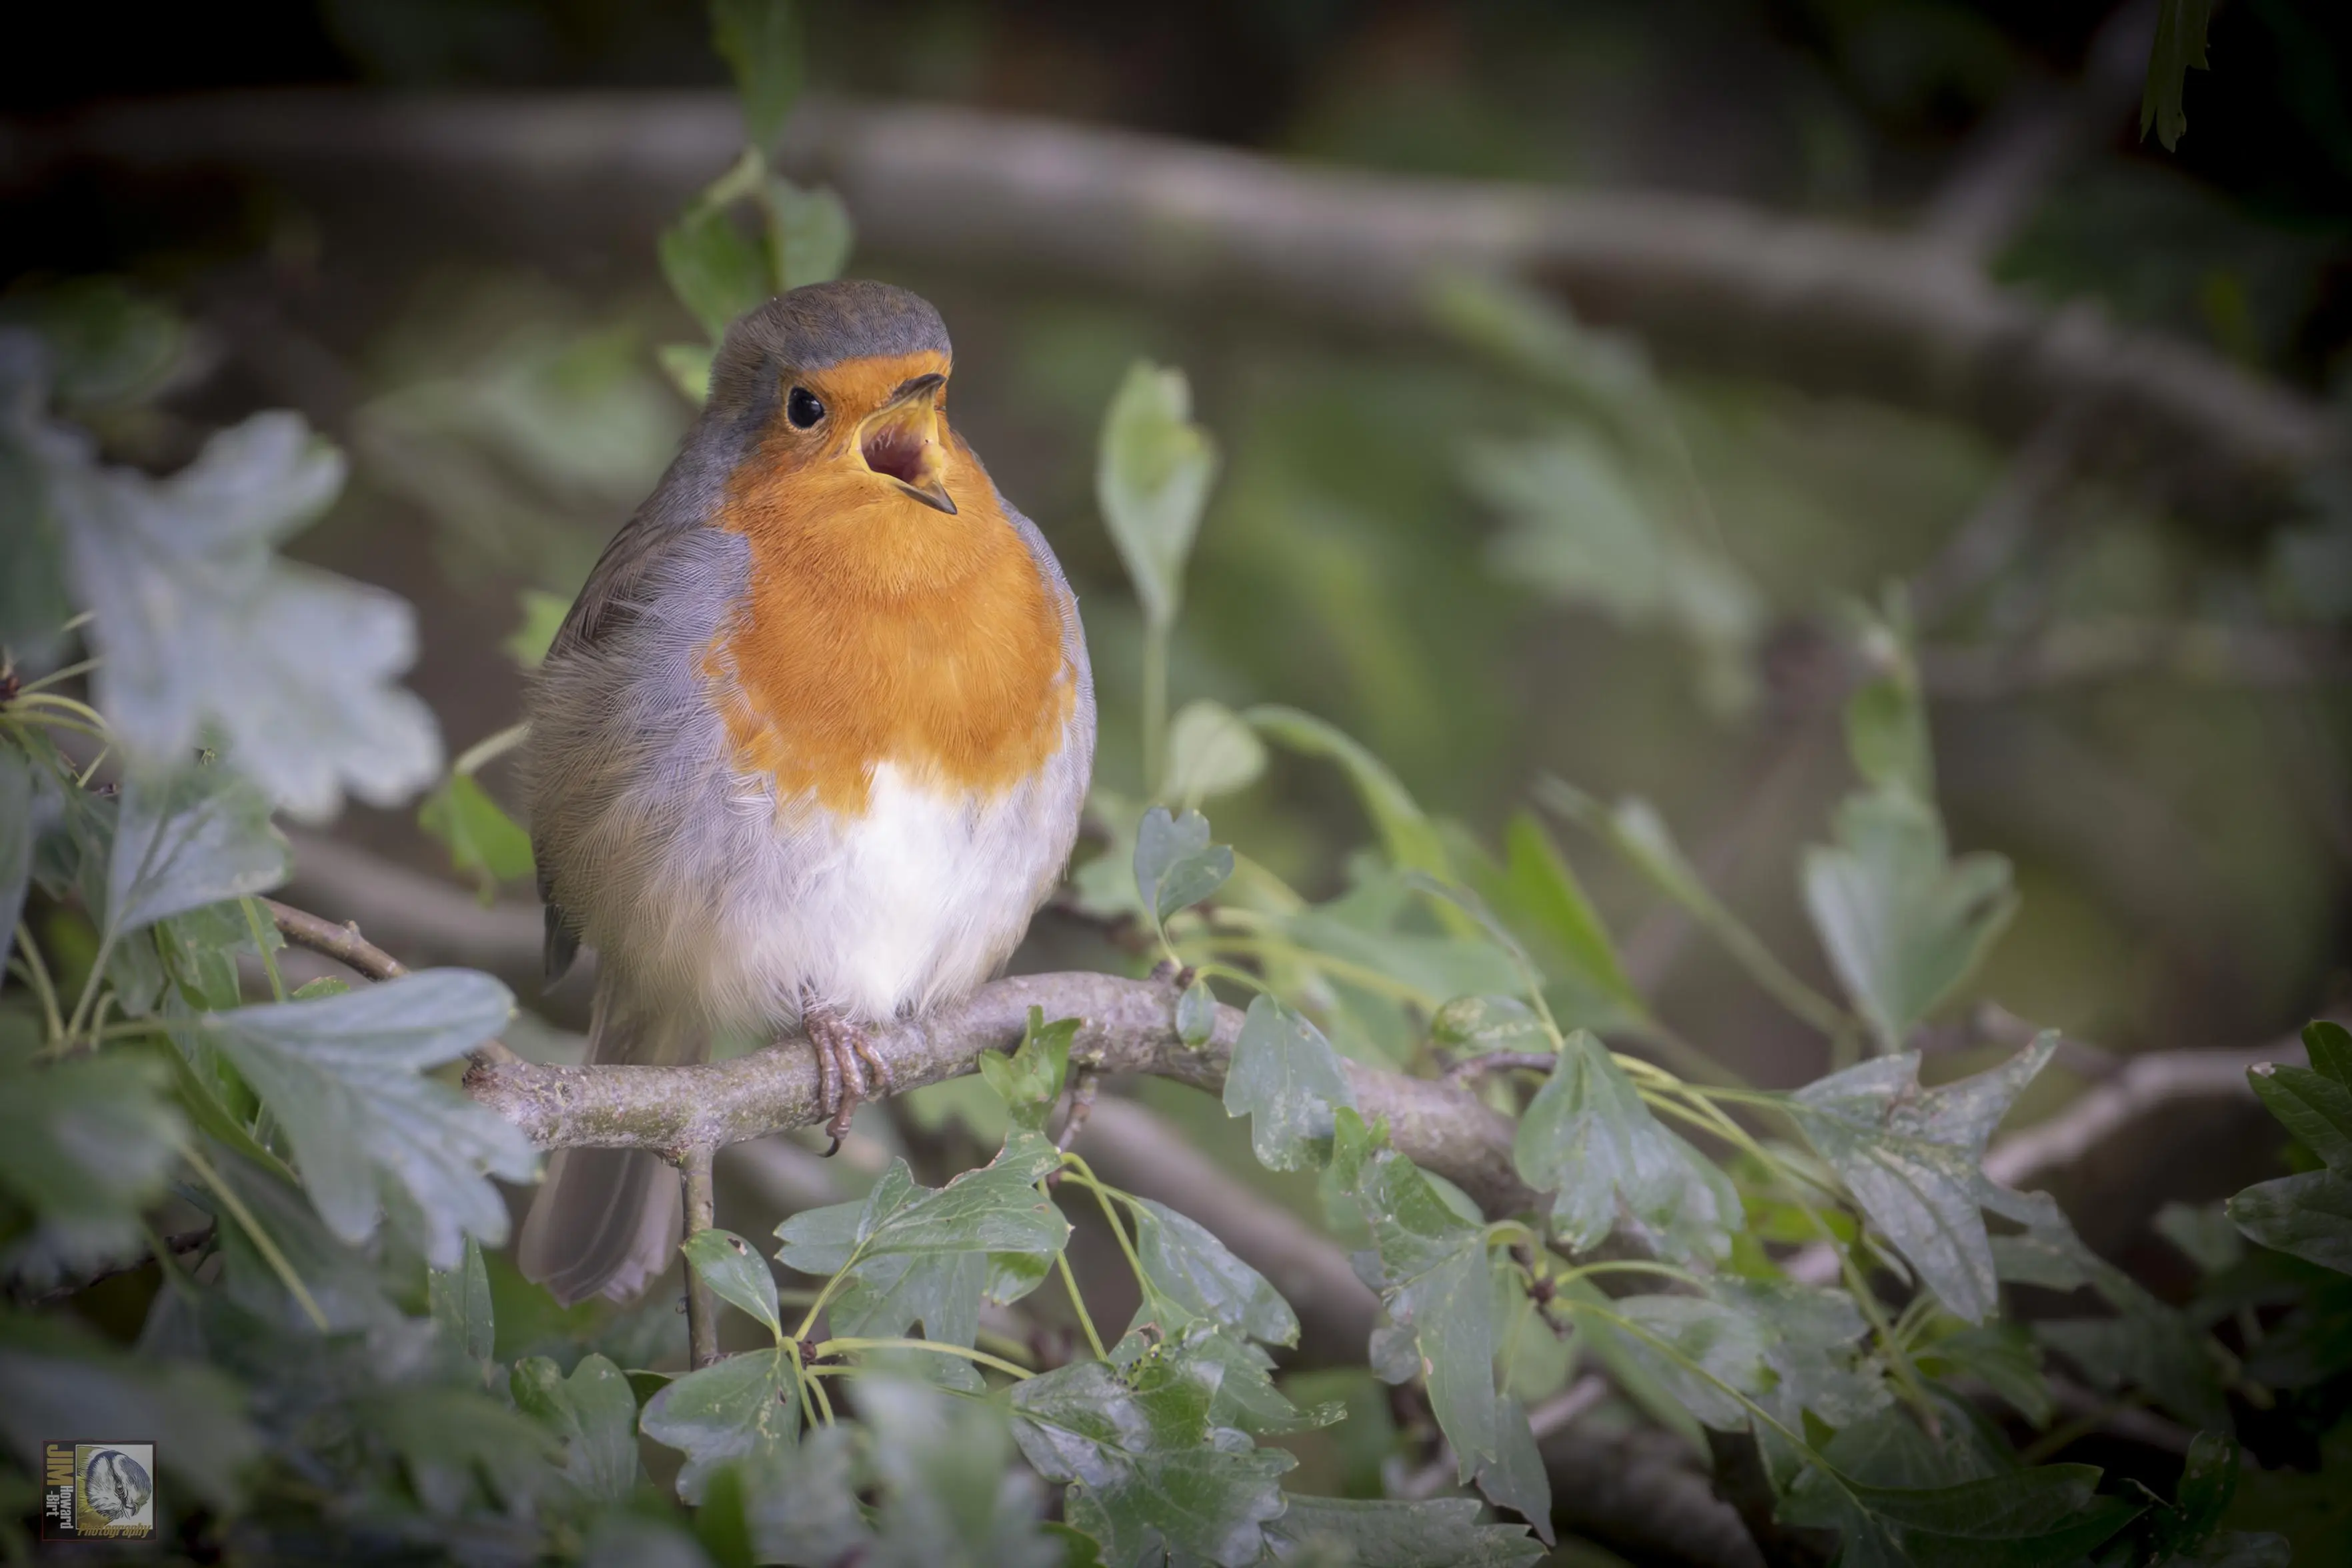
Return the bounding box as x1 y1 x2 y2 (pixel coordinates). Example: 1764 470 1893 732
600 757 1076 1033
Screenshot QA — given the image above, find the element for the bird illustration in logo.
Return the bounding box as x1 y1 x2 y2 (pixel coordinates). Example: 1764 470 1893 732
83 1449 152 1525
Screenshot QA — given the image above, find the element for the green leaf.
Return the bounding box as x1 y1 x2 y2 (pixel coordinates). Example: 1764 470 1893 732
417 771 534 901
2249 1059 2352 1174
1787 1037 2055 1322
1162 699 1266 810
1596 1291 1768 1431
2228 1170 2352 1276
107 765 289 938
1512 1029 1738 1263
1176 978 1218 1048
367 1383 561 1515
187 969 533 1268
1010 1329 1292 1568
1429 994 1548 1051
660 204 769 342
1246 706 1448 881
710 0 804 152
1330 1111 1518 1493
640 1345 802 1504
658 341 716 405
0 1041 185 1279
682 1227 784 1339
1801 789 2015 1051
512 1352 642 1502
0 1309 257 1510
430 1235 495 1374
763 179 852 290
1917 1323 2051 1425
740 1425 870 1566
1097 361 1217 633
2155 1199 2247 1275
503 588 569 669
1222 995 1356 1172
45 411 441 817
1846 674 1931 804
12 278 188 412
1484 813 1644 1025
1264 1494 1546 1567
2141 0 2217 151
979 1007 1078 1135
1134 805 1232 925
862 1369 1060 1568
1714 1277 1891 1428
1129 1197 1298 1347
2304 1020 2352 1086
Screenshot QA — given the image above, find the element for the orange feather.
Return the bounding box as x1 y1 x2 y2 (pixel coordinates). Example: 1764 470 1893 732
702 351 1076 817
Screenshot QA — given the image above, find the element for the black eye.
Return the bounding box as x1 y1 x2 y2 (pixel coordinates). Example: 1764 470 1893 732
786 387 826 429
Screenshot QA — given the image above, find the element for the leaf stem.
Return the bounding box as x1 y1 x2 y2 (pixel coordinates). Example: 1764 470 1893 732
241 897 288 1003
1052 1245 1108 1361
1141 625 1168 798
814 1337 1038 1381
10 923 65 1041
181 1141 327 1332
17 657 100 695
784 1337 824 1431
1056 1159 1150 1300
451 721 530 778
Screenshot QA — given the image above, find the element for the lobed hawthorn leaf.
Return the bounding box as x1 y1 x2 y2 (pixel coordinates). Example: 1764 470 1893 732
1010 1325 1292 1568
1483 812 1646 1027
978 1007 1078 1135
1134 805 1232 927
1097 361 1216 633
682 1227 784 1339
740 1424 870 1567
107 765 289 939
1917 1323 2052 1426
710 0 804 153
1162 699 1265 810
43 409 441 819
764 178 852 291
0 1039 185 1282
1513 1027 1738 1264
640 1345 801 1504
511 1352 641 1503
1988 1186 2230 1429
1223 995 1357 1172
2303 1019 2352 1085
1176 977 1218 1048
1786 1035 2056 1323
1129 1196 1298 1348
2248 1058 2352 1174
428 1234 495 1377
2227 1170 2352 1277
862 1369 1060 1568
366 1382 563 1517
1592 1291 1768 1432
1332 1111 1550 1535
186 969 534 1269
417 771 533 903
1265 1494 1546 1567
1715 1276 1891 1429
1246 705 1450 882
660 204 769 343
1800 788 2016 1053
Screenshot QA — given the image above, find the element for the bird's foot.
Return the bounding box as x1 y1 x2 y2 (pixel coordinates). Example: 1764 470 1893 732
803 998 895 1155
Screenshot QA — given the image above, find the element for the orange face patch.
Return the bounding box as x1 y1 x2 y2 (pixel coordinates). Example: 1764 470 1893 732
702 353 1076 817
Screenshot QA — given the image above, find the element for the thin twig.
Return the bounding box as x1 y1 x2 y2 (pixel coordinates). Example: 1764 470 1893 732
262 897 521 1068
682 1145 719 1371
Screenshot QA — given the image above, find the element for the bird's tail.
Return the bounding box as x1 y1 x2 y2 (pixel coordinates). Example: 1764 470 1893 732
516 987 703 1307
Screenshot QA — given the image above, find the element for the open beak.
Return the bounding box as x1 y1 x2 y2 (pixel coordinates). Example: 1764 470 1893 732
856 373 956 515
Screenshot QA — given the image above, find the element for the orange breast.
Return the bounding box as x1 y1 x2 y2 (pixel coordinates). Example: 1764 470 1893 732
702 423 1075 819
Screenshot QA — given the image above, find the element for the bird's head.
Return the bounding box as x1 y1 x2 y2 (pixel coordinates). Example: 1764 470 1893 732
708 281 990 595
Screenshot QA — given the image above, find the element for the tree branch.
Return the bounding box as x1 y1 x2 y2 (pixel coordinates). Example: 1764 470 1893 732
682 1146 718 1370
460 968 1537 1216
8 90 2332 517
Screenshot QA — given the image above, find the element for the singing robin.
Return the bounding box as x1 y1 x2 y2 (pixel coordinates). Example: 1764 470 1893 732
515 280 1096 1307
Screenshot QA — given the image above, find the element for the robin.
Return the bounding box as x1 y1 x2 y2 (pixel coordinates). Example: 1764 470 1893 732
515 280 1096 1307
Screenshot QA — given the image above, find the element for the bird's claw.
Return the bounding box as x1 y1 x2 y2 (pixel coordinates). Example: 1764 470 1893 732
804 1000 887 1157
